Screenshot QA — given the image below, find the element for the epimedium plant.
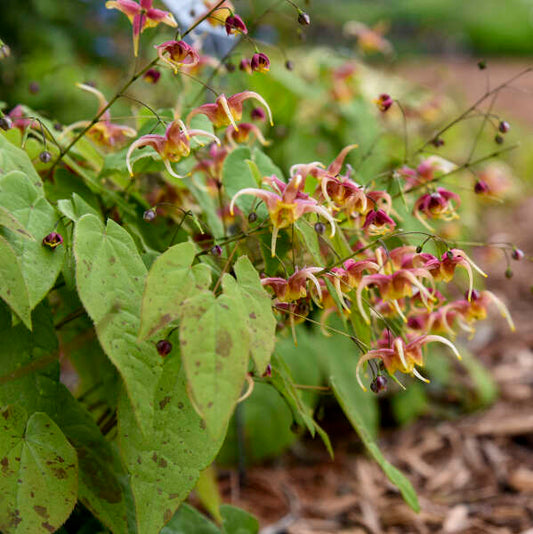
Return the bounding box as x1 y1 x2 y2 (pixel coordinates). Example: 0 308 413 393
0 1 528 533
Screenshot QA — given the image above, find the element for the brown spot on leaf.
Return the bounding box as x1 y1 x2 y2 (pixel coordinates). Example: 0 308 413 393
164 509 173 522
53 467 67 479
158 458 168 468
33 505 49 519
41 522 55 532
159 396 171 410
216 331 232 358
249 312 257 319
1 457 8 473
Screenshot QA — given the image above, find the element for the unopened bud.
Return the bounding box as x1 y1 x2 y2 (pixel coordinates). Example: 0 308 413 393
156 339 172 357
0 116 12 131
285 60 294 71
477 60 487 70
498 120 510 134
511 248 524 261
29 81 40 95
143 209 157 222
494 134 504 145
505 268 513 279
370 375 387 393
210 245 222 256
431 137 444 148
39 151 52 163
474 180 490 195
248 211 258 223
297 11 311 25
314 221 326 235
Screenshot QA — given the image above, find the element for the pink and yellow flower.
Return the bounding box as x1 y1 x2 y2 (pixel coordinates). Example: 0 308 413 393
62 84 137 148
261 267 323 303
356 333 461 390
126 119 219 178
230 174 336 257
187 92 273 131
155 40 200 73
105 0 177 56
413 187 460 231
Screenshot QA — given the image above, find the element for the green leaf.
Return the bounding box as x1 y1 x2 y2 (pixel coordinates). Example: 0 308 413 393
330 375 420 512
118 353 225 534
179 275 250 438
0 235 31 329
0 170 65 311
195 465 223 524
269 353 333 457
0 302 131 534
295 219 324 265
220 505 259 534
161 504 220 534
139 242 211 341
57 193 102 223
232 256 276 373
0 407 78 534
252 148 285 180
0 135 43 187
0 206 34 240
74 214 162 436
222 147 267 218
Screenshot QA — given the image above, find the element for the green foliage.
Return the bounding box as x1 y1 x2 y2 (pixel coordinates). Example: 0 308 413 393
0 407 78 534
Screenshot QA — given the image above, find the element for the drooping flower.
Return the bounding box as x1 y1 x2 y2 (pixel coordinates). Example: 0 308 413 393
105 0 177 56
202 0 234 27
225 123 269 148
155 40 200 73
261 267 323 303
251 53 270 73
225 14 248 35
42 232 64 250
356 333 461 390
143 68 161 83
187 92 273 131
356 268 435 324
230 174 336 256
362 209 396 235
374 93 393 112
413 187 461 230
126 119 219 178
61 84 136 148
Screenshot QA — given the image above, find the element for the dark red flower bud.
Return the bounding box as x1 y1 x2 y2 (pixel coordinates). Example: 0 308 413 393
511 248 524 261
225 62 236 73
156 339 172 356
375 93 393 112
251 53 270 73
370 375 387 393
285 60 294 71
29 81 40 94
53 122 63 131
297 11 311 25
494 134 504 145
248 211 258 223
225 14 248 35
143 68 161 84
0 116 12 131
314 221 326 235
498 120 510 134
431 137 444 148
39 151 52 163
262 363 272 377
474 180 490 194
211 245 222 256
42 232 63 250
143 209 157 222
250 107 266 122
